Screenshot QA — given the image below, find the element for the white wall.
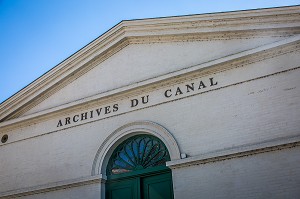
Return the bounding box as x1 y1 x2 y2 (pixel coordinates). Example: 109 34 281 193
20 183 101 199
172 146 300 199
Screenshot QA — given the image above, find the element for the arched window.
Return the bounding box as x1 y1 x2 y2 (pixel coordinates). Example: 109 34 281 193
106 134 174 199
107 135 170 175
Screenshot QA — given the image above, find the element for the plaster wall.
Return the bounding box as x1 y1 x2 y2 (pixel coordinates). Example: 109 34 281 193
172 146 300 199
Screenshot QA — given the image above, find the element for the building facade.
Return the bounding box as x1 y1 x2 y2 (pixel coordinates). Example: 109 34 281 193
0 6 300 199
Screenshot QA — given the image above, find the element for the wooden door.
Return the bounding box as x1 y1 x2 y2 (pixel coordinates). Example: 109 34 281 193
142 172 173 199
107 171 173 199
106 178 139 199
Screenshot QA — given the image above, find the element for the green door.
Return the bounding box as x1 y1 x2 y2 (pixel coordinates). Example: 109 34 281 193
106 169 173 199
107 178 139 199
142 172 173 199
106 135 174 199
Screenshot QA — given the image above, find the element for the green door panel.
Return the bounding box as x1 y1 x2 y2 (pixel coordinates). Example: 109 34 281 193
142 172 174 199
106 178 139 199
111 187 132 199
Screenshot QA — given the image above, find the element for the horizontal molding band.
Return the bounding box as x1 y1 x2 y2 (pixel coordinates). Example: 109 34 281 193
167 134 300 169
0 175 105 199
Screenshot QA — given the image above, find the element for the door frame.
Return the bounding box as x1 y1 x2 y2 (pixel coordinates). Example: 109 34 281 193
106 166 173 199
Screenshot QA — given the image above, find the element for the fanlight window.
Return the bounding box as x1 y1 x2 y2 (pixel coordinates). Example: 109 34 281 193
107 135 170 175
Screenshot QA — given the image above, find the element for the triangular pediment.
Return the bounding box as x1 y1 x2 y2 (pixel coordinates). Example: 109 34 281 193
16 36 300 117
0 6 300 123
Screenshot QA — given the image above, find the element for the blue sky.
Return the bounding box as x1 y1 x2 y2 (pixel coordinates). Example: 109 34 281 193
0 0 299 103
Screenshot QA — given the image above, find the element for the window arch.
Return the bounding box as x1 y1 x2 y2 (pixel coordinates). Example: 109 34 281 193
107 134 170 175
91 121 181 176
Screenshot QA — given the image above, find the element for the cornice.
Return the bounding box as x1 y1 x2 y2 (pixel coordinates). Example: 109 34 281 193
122 6 300 25
0 175 104 199
167 136 300 169
128 28 300 44
122 13 300 36
0 6 299 122
0 35 299 132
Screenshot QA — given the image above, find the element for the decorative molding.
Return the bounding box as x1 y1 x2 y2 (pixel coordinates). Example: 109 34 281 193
0 6 299 122
0 175 104 199
128 28 300 44
167 135 300 169
91 121 181 176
